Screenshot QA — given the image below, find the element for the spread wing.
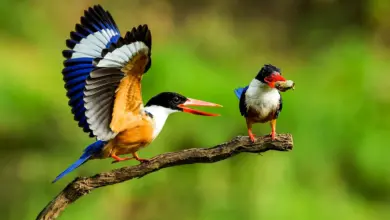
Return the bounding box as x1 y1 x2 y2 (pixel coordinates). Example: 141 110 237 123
62 5 120 138
87 26 151 139
61 4 152 141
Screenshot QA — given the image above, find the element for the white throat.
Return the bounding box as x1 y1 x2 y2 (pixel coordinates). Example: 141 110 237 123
247 79 274 94
144 105 177 140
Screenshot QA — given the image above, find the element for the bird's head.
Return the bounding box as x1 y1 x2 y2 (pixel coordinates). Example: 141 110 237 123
255 64 286 88
145 92 222 116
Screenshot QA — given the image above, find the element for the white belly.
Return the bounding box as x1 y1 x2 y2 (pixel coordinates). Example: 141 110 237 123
245 80 280 120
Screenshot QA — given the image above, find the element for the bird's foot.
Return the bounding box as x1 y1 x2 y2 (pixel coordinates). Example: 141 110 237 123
111 154 134 164
246 121 255 143
137 158 150 164
248 131 256 143
249 134 256 142
132 153 150 164
269 131 276 141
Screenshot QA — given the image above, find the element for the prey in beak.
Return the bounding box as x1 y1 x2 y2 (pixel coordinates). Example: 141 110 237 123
264 71 286 88
235 64 293 142
179 98 222 116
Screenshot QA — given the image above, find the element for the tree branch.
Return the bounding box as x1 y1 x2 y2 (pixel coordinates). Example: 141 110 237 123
37 134 293 220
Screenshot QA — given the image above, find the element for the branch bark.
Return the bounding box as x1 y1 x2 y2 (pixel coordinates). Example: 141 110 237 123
37 134 293 220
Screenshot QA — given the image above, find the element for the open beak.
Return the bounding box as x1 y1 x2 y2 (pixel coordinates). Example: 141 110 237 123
178 98 222 116
264 72 286 88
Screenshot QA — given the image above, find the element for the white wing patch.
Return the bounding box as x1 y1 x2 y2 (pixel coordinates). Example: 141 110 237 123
96 41 149 68
71 28 120 59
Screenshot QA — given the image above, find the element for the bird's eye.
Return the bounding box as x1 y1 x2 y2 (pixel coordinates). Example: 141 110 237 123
173 97 180 103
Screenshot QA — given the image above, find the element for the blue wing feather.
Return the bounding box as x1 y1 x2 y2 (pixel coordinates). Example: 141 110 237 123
66 83 85 97
52 140 106 183
65 75 90 88
63 57 94 65
63 64 94 74
62 5 121 137
234 86 249 99
68 92 84 106
106 35 120 47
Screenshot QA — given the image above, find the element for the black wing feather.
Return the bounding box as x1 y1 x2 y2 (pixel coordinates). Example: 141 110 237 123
274 92 282 119
239 90 248 117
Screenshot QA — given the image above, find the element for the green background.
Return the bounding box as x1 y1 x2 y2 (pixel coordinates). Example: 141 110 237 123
0 0 389 219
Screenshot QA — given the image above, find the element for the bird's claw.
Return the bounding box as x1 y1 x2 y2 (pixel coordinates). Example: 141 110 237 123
247 128 256 143
111 158 150 164
132 153 150 164
249 134 256 143
137 158 150 164
269 132 276 141
111 157 134 164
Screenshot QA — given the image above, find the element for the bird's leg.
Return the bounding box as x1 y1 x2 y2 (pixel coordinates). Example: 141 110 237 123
132 152 150 163
246 119 255 143
111 153 134 164
270 119 277 140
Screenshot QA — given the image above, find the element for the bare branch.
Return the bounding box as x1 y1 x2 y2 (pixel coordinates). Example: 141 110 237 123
37 134 293 220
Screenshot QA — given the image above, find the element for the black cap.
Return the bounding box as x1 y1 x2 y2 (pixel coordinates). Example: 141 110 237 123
145 92 187 111
255 64 281 83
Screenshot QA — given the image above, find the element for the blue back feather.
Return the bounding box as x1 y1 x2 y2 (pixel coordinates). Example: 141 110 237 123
52 140 106 183
234 86 248 99
62 5 121 137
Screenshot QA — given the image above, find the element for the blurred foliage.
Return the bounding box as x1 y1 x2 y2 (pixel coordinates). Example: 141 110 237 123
0 0 389 219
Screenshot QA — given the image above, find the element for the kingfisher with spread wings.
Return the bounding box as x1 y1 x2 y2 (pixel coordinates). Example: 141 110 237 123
53 5 222 182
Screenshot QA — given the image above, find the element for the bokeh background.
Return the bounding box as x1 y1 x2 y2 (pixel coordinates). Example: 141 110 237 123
1 0 389 219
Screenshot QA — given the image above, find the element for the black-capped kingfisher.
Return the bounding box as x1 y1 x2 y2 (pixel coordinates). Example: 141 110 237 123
54 5 221 182
234 64 286 142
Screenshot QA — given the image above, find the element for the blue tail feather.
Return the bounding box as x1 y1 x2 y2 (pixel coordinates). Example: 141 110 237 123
52 140 106 183
234 86 248 99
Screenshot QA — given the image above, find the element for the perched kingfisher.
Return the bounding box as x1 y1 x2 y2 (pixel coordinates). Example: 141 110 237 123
234 64 287 142
54 5 221 182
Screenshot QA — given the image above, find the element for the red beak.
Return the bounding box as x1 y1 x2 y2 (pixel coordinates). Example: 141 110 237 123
178 98 222 116
264 72 286 88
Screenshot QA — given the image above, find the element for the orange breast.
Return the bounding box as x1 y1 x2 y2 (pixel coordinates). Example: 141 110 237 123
101 116 154 158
